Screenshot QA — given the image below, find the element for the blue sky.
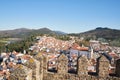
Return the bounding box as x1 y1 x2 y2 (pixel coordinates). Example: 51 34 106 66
0 0 120 33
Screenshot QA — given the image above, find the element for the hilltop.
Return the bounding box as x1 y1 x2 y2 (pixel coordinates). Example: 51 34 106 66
69 27 120 40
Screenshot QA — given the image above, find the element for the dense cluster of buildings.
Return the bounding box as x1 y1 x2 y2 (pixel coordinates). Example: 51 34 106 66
0 51 35 79
0 36 120 80
30 36 90 73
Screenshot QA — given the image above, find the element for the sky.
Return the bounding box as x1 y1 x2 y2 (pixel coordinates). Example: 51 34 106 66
0 0 120 33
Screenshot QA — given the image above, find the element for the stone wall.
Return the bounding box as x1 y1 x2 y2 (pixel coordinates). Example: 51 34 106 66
57 54 68 74
13 53 120 80
24 58 39 80
34 53 44 80
41 55 48 73
43 72 120 80
115 59 120 77
44 54 120 80
78 56 88 75
34 59 40 80
9 64 32 80
98 55 109 77
41 54 120 80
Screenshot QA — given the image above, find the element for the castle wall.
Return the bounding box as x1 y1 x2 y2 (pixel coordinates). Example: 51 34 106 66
98 55 109 77
43 72 120 80
17 53 120 80
115 59 120 77
57 54 68 74
77 56 88 75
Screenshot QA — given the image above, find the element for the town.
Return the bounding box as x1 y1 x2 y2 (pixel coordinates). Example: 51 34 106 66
0 35 120 80
0 0 120 80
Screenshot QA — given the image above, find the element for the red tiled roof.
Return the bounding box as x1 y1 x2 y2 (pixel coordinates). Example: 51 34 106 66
71 43 89 51
109 52 119 59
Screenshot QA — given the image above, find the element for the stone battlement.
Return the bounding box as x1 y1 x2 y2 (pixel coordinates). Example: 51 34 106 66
10 53 120 80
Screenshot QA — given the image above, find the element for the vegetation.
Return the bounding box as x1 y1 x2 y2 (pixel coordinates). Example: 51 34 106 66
0 35 36 53
69 27 120 47
7 35 36 52
69 27 120 40
110 38 120 47
1 27 120 53
55 35 71 41
0 42 6 52
0 34 70 53
0 27 58 53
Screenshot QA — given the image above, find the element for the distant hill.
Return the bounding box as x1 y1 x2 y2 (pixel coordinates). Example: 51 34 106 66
0 28 32 38
31 28 55 35
54 31 67 35
0 28 66 38
1 27 120 40
69 27 120 40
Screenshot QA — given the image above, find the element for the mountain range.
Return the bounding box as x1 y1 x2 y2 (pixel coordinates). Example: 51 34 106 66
0 28 66 38
0 27 120 40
